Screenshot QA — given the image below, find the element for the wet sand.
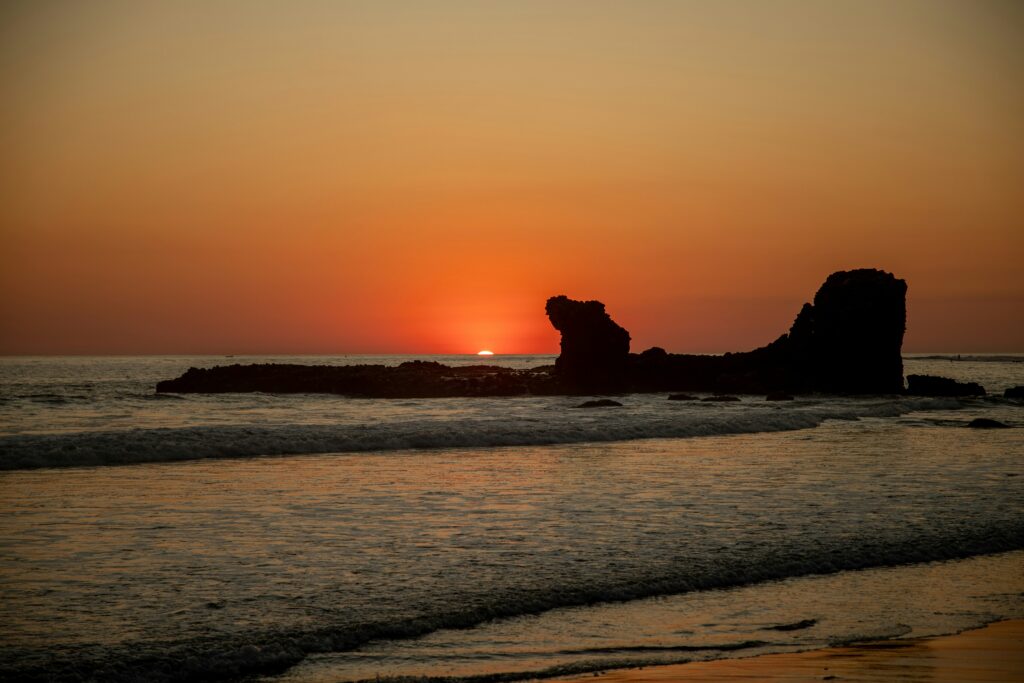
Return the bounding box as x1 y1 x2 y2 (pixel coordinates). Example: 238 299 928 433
557 620 1024 682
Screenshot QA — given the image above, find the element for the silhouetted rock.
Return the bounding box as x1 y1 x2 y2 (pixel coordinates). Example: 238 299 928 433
576 399 623 408
1005 386 1024 399
967 418 1010 429
784 269 907 393
906 374 986 397
546 295 630 392
156 362 562 398
157 269 938 400
765 392 795 401
624 268 907 395
702 395 740 402
667 393 698 401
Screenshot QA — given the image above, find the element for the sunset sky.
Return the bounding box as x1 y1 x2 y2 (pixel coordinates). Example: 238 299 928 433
1 0 1021 354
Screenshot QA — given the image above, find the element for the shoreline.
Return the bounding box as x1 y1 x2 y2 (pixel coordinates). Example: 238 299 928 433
555 620 1024 682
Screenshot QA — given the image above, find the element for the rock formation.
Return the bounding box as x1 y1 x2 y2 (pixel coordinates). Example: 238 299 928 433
545 295 631 392
157 268 922 398
782 269 907 393
625 268 907 394
576 399 623 408
906 374 986 397
156 362 561 398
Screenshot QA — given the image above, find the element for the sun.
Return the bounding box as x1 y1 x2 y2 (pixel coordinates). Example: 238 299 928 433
477 350 494 356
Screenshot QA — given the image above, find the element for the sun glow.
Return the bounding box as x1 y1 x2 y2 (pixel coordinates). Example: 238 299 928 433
477 350 494 356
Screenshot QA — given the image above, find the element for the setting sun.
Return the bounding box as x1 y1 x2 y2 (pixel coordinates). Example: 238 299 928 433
477 350 494 356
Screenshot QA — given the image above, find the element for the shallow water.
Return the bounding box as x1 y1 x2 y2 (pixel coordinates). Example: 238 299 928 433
1 410 1022 680
277 551 1024 681
1 354 1019 470
0 355 1021 681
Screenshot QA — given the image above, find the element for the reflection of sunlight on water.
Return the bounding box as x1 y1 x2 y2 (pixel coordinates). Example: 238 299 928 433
549 620 1024 683
0 355 1022 680
277 552 1023 682
0 415 1021 680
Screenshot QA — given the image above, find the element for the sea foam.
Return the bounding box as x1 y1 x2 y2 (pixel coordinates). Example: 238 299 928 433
0 396 961 469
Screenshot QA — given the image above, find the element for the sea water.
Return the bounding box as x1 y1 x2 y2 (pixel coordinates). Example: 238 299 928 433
0 354 1021 681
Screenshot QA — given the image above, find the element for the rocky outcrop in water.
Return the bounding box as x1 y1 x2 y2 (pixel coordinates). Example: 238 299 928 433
626 268 907 395
906 374 986 397
545 295 631 392
156 362 561 398
1005 386 1024 399
784 269 907 393
576 399 623 408
157 269 922 398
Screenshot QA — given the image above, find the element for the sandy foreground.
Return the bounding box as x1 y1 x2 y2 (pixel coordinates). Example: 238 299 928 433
556 620 1024 683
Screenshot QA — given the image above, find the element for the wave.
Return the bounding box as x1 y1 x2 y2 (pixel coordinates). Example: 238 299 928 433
19 393 79 405
0 397 962 470
555 639 770 655
3 533 1021 683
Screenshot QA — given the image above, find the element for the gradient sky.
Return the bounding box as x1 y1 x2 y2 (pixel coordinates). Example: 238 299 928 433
1 0 1022 354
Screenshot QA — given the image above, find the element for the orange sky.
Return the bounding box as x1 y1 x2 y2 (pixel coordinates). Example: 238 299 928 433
1 1 1022 354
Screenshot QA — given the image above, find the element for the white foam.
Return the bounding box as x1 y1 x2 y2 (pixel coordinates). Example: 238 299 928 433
0 396 962 469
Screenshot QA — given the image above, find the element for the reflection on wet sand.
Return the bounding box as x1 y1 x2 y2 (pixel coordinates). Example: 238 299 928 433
558 619 1024 682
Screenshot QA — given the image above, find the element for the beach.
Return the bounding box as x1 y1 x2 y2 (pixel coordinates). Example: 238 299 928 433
557 619 1024 682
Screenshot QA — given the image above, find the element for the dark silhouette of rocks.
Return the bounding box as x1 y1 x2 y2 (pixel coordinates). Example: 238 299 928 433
545 295 631 392
967 418 1010 429
626 268 906 395
786 269 907 393
1005 386 1024 399
576 399 623 408
702 395 740 402
765 392 795 401
156 269 959 399
667 393 698 401
156 362 561 398
906 374 986 397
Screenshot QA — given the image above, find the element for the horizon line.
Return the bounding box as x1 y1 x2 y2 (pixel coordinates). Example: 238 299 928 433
1 351 1022 358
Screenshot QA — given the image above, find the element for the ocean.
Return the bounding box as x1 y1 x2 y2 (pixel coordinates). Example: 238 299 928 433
0 354 1022 681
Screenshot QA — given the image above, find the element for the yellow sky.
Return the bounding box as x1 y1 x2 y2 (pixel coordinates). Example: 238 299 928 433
1 0 1022 353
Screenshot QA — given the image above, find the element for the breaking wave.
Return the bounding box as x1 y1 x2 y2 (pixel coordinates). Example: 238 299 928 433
0 396 961 470
3 525 1021 683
